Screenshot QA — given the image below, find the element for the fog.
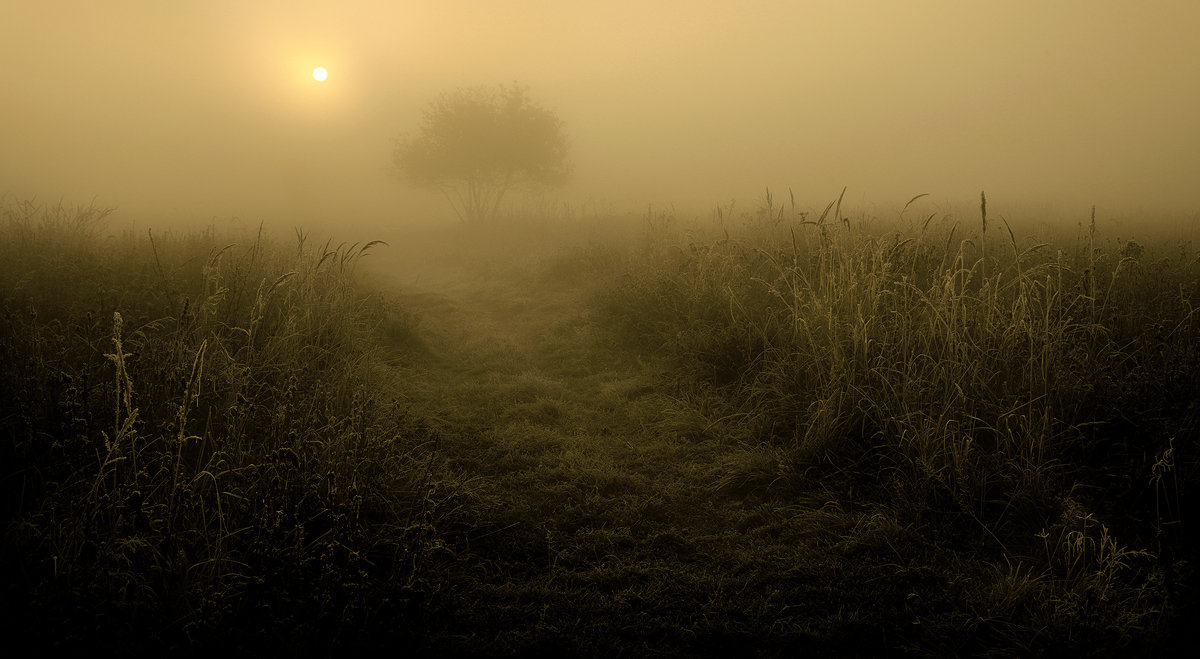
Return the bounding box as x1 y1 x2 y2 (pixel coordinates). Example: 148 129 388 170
3 0 1198 230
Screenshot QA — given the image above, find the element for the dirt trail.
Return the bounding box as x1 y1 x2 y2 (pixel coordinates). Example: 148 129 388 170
360 235 914 655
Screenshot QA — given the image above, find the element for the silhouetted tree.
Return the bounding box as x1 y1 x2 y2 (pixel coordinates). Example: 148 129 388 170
392 84 571 223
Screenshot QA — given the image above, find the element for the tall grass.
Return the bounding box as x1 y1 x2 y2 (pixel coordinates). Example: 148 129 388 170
596 191 1199 651
0 200 467 651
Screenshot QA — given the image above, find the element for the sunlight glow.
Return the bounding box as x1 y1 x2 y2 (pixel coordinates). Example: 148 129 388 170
312 67 328 82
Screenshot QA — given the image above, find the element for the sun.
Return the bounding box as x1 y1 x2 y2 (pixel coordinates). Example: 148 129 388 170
312 67 328 82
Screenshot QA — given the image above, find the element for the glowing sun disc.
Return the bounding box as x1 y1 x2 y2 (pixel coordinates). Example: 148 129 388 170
312 67 328 82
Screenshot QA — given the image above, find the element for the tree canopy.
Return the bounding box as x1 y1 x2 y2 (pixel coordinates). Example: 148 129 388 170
392 84 571 223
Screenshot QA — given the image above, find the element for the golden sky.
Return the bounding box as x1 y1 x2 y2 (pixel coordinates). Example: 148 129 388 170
2 0 1198 225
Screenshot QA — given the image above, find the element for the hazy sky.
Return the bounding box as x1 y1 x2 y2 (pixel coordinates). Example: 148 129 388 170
2 0 1198 227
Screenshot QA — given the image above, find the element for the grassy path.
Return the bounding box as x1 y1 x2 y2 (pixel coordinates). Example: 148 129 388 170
363 233 948 657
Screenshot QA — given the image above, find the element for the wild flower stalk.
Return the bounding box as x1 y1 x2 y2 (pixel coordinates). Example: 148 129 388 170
981 190 989 285
98 311 139 486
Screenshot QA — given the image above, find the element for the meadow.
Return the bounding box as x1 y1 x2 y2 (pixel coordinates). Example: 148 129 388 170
1 193 1196 656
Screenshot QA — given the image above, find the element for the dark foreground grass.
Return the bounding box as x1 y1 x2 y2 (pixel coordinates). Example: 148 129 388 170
0 200 472 653
2 196 1197 656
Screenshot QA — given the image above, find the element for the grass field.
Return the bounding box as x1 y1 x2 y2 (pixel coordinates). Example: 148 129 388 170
2 194 1197 656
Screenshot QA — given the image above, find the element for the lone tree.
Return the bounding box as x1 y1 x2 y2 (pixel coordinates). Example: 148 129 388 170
392 84 571 223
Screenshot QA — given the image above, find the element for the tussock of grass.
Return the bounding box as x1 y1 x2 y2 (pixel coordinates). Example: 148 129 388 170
0 200 470 651
594 192 1199 653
